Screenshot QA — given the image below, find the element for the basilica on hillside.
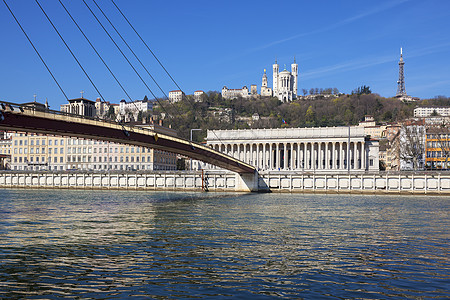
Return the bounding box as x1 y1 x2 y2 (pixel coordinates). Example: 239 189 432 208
222 58 298 103
263 59 298 102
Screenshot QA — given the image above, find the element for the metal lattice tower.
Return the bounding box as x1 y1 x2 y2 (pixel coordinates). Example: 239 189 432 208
396 47 406 97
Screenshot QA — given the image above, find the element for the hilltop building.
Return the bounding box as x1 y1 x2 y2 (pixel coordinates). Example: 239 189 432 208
414 107 450 117
60 97 96 117
118 98 153 122
95 98 111 119
260 69 272 97
222 58 299 101
168 90 185 103
272 58 298 102
194 90 205 102
221 86 251 99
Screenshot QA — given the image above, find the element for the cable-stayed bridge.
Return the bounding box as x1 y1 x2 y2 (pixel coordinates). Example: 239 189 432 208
0 102 255 174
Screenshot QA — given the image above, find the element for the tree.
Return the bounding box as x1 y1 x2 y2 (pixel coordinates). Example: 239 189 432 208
305 105 315 123
352 85 372 95
398 121 425 170
176 157 186 170
302 89 308 96
105 106 116 121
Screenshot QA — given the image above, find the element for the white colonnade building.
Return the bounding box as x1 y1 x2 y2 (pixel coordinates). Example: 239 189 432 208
205 127 379 172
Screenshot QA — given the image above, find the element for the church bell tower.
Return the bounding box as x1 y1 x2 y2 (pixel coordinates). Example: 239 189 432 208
273 60 279 95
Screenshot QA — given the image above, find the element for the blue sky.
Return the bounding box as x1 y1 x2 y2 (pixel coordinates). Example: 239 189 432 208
1 0 449 109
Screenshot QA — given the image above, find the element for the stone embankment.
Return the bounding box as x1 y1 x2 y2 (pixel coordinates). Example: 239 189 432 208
0 171 449 194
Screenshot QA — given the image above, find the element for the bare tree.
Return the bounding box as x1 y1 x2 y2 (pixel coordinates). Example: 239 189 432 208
398 120 425 170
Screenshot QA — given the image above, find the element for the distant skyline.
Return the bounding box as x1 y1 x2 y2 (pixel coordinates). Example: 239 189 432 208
1 0 449 109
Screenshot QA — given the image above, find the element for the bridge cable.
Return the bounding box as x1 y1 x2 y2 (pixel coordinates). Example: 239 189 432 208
57 0 135 127
34 0 107 103
110 0 183 93
58 0 134 105
110 0 227 149
92 0 178 114
81 0 174 120
2 0 69 101
93 0 211 146
36 0 132 135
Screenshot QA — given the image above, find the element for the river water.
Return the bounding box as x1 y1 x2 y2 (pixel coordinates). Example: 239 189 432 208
0 189 448 299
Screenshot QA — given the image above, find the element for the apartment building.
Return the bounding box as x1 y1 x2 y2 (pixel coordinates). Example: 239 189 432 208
8 124 177 171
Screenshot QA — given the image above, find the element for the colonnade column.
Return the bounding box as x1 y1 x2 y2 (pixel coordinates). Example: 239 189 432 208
268 144 272 170
276 144 280 169
256 144 259 169
291 143 295 170
362 141 365 171
317 143 321 170
353 142 357 169
330 143 333 169
307 143 311 170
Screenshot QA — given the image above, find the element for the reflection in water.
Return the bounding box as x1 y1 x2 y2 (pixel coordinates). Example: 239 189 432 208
0 189 448 298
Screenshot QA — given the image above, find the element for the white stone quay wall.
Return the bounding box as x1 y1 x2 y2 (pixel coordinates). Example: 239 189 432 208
257 172 450 194
0 172 243 192
0 172 449 194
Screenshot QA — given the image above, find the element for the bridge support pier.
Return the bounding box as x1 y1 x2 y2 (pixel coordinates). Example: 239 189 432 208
236 171 261 192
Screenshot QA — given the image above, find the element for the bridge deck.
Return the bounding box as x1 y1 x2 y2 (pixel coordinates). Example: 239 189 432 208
0 103 255 174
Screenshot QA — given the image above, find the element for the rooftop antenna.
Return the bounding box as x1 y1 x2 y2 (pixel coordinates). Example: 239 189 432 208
80 90 84 98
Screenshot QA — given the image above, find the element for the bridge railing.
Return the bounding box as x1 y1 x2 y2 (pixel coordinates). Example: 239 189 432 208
0 100 162 137
0 100 255 172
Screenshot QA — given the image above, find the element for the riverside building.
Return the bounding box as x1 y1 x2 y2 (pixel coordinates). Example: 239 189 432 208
8 125 177 172
205 126 379 172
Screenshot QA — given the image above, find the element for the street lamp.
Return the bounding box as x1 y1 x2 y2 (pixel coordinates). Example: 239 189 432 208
190 128 202 170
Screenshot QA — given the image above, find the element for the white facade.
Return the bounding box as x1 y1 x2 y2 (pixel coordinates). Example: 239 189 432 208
206 127 379 172
60 98 96 117
168 90 185 103
8 131 177 172
194 90 205 102
119 99 153 122
221 86 250 99
414 107 450 117
95 98 110 119
273 59 298 102
260 69 273 97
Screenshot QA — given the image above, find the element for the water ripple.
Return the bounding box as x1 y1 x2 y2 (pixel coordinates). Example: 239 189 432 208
0 189 449 298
